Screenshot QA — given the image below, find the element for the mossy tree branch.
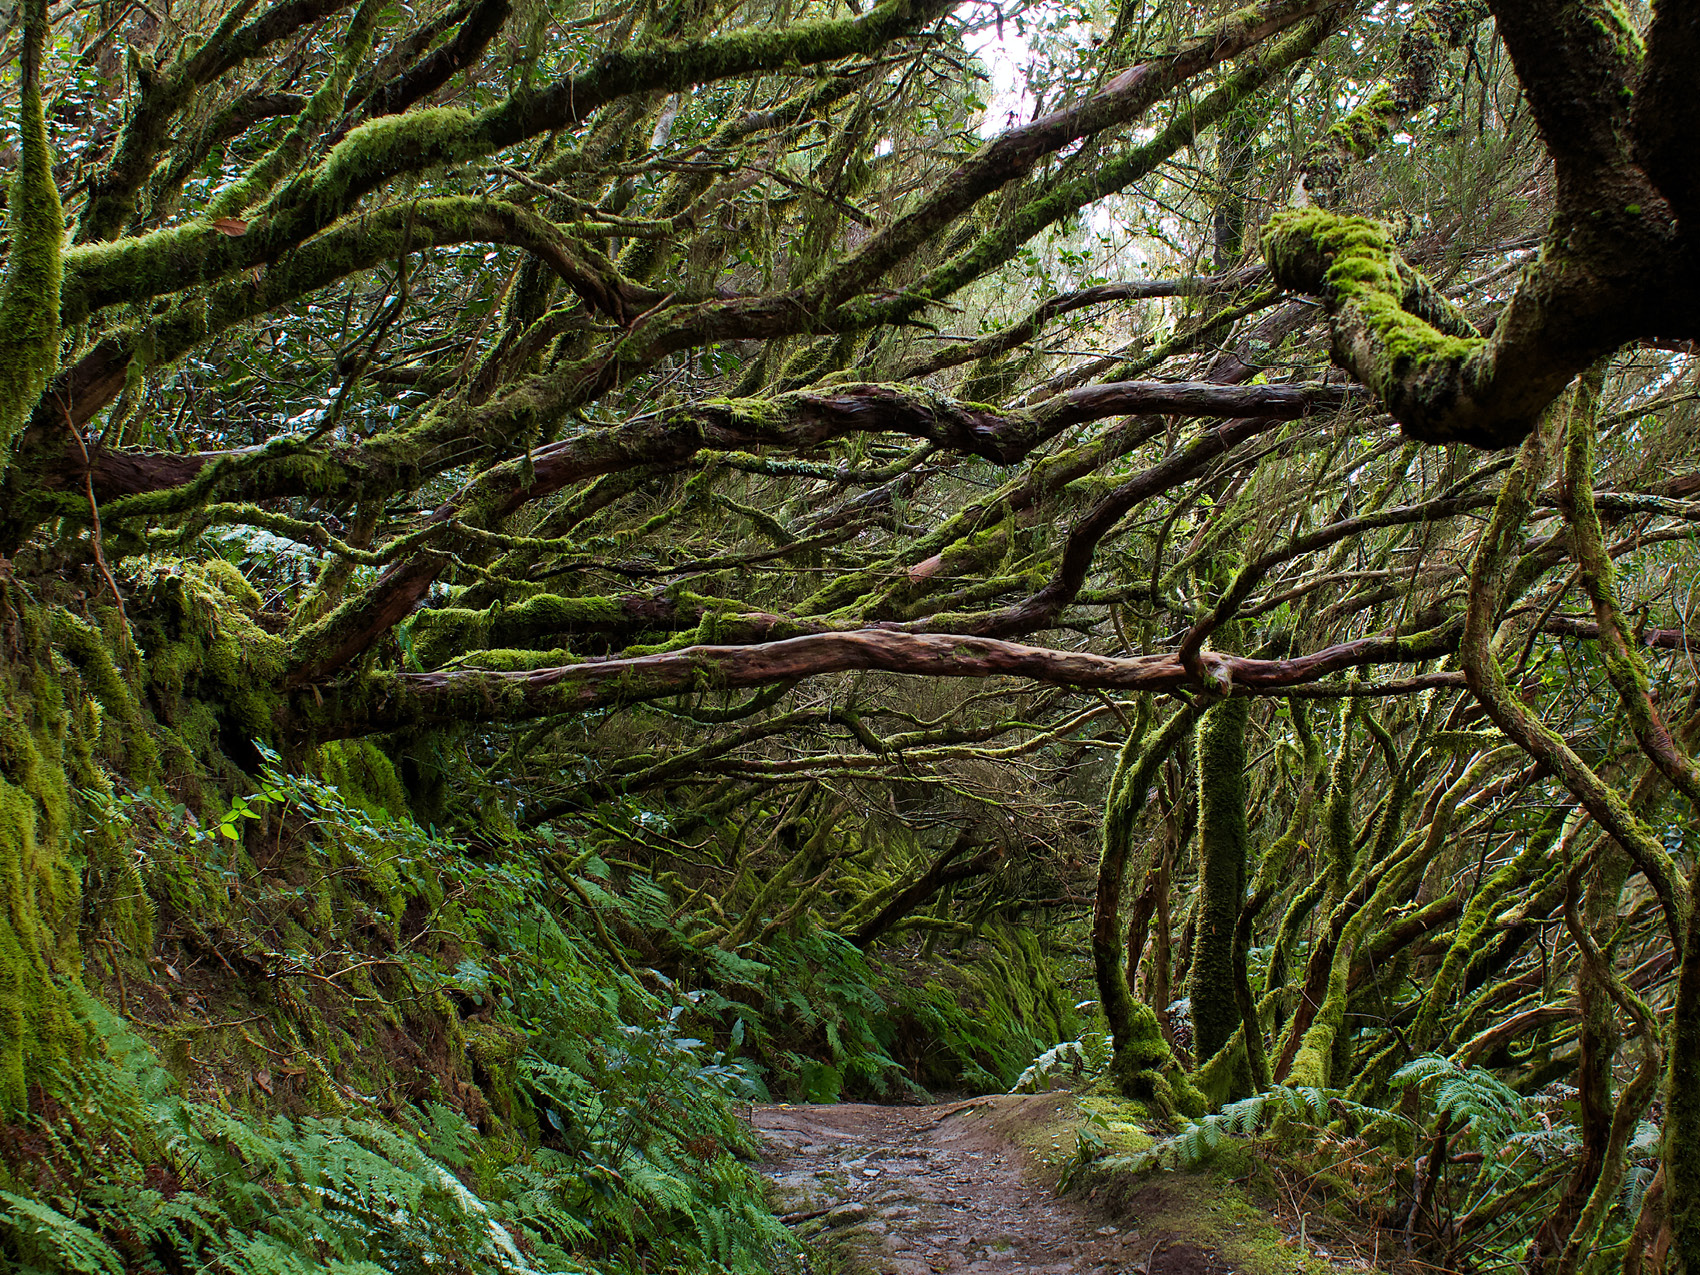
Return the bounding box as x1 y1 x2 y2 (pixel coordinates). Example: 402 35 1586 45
1299 0 1488 203
0 0 63 465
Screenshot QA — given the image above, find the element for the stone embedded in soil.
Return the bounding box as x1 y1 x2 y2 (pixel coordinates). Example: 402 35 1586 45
827 1202 873 1227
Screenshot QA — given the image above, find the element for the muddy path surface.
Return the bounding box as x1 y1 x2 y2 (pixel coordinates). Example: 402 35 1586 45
752 1096 1255 1275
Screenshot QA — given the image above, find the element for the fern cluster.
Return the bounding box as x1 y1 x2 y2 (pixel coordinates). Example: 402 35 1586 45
1057 1051 1662 1270
1009 1030 1112 1095
2 996 576 1275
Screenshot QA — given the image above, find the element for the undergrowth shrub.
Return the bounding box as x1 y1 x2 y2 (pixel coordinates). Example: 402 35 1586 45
1010 1029 1111 1094
691 925 912 1102
612 846 1082 1101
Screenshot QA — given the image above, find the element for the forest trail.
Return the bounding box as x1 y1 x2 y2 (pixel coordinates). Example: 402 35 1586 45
752 1096 1358 1275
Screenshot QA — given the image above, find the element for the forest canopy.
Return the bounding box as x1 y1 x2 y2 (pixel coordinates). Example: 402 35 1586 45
3 0 1700 1270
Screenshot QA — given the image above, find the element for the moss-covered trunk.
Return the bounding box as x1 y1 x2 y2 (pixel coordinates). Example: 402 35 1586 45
1189 696 1249 1069
1664 908 1700 1271
1093 705 1202 1116
0 639 82 1106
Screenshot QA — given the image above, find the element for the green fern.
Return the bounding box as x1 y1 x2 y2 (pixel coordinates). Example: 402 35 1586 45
1391 1053 1532 1150
0 1194 125 1275
1010 1030 1112 1093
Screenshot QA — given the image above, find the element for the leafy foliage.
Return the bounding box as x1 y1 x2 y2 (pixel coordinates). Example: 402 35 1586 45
1390 1053 1535 1153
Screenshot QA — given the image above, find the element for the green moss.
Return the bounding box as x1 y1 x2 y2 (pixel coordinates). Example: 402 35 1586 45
61 221 218 325
129 558 287 749
1016 1094 1320 1272
48 609 159 780
1106 1171 1332 1273
1111 999 1206 1119
0 0 63 465
205 0 385 221
0 765 80 1106
1261 209 1483 403
1323 703 1356 905
314 738 410 821
1282 1007 1342 1090
1587 0 1643 62
409 593 633 669
462 1020 526 1121
296 106 484 220
1077 1093 1157 1156
0 603 98 1106
877 921 1078 1092
1326 84 1396 159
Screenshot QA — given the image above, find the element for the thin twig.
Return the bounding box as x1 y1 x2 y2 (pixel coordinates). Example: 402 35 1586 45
59 398 134 645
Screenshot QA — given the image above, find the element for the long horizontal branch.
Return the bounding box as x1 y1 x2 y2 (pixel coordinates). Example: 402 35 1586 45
292 623 1462 741
289 604 1700 741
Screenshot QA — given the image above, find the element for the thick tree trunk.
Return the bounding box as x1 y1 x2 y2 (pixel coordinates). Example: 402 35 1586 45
1666 928 1700 1273
1189 697 1250 1068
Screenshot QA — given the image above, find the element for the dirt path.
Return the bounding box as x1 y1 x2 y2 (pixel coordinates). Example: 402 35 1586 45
752 1096 1248 1275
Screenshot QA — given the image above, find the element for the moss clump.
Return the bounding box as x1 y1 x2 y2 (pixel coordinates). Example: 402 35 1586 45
49 608 159 781
1108 1172 1331 1274
0 714 81 1107
1587 0 1642 62
462 1021 526 1121
1110 1000 1206 1119
1261 209 1488 440
293 106 484 222
0 584 132 1106
1263 210 1480 375
129 558 287 756
314 738 411 821
1006 1094 1320 1273
1326 84 1396 160
409 593 632 669
1076 1092 1157 1156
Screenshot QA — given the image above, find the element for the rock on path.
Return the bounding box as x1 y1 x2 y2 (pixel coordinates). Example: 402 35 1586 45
753 1096 1234 1275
